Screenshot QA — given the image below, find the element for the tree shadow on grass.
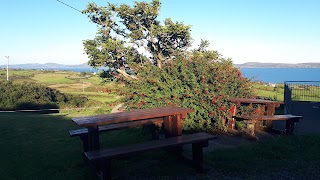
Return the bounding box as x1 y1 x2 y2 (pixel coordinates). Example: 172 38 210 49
15 102 60 113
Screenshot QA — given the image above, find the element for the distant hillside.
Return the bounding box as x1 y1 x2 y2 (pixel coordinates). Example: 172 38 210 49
0 63 91 69
235 62 320 68
1 62 320 69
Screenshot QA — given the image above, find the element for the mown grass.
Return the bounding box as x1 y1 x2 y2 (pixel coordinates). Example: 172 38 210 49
254 89 284 101
1 112 320 179
0 113 90 180
0 113 197 179
207 135 320 179
253 83 284 101
32 73 76 84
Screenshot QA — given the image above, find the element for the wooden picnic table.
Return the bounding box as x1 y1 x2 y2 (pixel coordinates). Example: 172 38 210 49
228 98 284 130
233 114 302 136
72 106 194 151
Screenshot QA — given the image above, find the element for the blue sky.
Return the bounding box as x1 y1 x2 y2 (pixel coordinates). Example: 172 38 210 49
1 0 319 65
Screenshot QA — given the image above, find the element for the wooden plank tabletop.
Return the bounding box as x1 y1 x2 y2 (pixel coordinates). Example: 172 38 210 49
72 106 194 127
230 98 284 105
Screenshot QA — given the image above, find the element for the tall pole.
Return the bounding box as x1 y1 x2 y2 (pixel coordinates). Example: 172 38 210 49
5 56 9 81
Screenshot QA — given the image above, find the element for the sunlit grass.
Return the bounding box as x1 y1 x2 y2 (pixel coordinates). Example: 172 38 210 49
85 76 101 84
32 73 76 84
0 69 36 82
254 89 284 101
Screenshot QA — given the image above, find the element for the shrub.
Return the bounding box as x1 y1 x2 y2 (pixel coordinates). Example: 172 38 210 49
79 72 87 77
121 56 254 132
0 81 88 111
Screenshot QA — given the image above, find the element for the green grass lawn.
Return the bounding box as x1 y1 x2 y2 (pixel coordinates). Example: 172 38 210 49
1 112 320 179
32 73 76 84
0 113 90 180
0 113 197 179
255 89 284 101
253 83 285 101
207 135 320 178
0 69 36 82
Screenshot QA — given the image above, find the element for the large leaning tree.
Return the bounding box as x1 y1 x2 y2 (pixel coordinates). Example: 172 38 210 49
83 0 255 132
82 0 192 79
121 40 254 132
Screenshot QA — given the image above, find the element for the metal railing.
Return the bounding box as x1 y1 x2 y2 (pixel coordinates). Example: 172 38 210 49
284 81 320 113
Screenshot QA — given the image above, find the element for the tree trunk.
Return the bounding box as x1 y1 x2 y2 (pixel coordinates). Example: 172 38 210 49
157 53 164 69
157 60 162 69
116 68 137 79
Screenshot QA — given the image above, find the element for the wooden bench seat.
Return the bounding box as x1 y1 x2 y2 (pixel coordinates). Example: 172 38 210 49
85 132 216 180
69 118 163 152
232 114 303 136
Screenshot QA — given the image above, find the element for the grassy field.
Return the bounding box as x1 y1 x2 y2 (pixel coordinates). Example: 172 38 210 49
0 69 119 116
32 73 76 84
1 112 320 179
253 83 284 101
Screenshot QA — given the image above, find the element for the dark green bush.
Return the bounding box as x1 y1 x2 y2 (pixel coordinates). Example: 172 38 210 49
121 56 254 132
0 81 88 111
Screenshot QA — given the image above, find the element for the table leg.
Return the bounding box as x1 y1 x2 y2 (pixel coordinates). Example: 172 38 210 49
266 104 276 130
285 118 298 135
172 114 182 136
88 126 100 151
255 105 265 129
163 116 173 138
228 104 237 130
171 114 182 156
164 114 182 137
192 142 206 172
245 120 256 137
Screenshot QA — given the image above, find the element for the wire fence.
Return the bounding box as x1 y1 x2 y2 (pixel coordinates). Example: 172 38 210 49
285 81 320 101
284 81 320 113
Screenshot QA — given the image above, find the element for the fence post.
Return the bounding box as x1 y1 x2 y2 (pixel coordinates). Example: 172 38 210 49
284 82 292 114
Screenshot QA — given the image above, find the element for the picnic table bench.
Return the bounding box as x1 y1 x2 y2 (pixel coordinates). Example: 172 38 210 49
86 132 215 180
229 98 284 130
232 114 303 136
71 106 215 180
229 98 303 137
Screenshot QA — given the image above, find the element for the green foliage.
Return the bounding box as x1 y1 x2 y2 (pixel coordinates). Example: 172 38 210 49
83 0 192 71
122 55 254 132
98 69 116 83
0 81 88 110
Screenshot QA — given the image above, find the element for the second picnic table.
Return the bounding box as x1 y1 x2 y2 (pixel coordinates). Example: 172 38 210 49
72 106 194 151
228 97 284 130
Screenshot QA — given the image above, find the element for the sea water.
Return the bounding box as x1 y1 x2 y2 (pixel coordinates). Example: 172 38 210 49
37 67 320 84
240 68 320 83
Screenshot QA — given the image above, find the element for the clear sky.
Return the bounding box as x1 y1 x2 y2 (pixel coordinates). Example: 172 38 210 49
1 0 319 65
